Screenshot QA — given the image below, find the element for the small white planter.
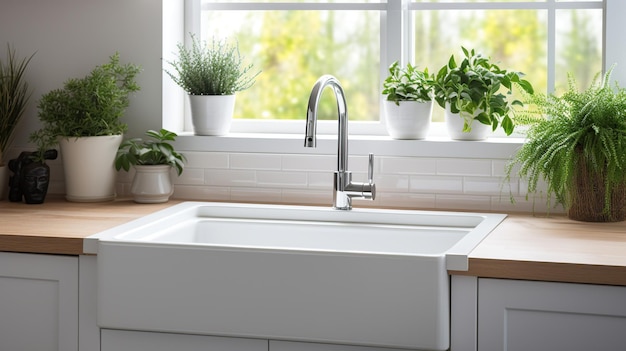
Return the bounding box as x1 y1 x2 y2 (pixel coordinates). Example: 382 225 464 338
130 165 174 204
444 103 491 141
59 135 122 202
189 94 236 136
383 100 433 139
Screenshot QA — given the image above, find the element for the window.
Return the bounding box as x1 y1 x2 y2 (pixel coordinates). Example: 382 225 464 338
180 0 604 135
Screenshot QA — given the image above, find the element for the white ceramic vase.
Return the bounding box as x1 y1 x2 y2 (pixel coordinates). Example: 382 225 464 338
444 103 491 141
130 165 174 204
59 135 122 202
383 100 433 139
189 94 236 136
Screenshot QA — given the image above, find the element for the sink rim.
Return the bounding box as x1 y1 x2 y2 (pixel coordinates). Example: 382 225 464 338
85 201 506 270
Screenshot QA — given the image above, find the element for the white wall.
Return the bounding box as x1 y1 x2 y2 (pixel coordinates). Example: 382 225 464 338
0 0 164 150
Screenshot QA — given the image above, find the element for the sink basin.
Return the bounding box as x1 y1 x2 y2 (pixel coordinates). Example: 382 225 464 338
87 202 505 350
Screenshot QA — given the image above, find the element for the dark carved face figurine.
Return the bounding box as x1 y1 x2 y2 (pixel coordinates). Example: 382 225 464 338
20 162 51 204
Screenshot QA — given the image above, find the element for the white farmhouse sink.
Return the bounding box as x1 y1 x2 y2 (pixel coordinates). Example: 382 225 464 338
87 202 505 351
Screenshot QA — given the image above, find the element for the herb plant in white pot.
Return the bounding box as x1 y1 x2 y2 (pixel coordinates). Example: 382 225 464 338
433 47 534 140
165 35 260 136
382 61 433 139
115 129 186 204
33 53 140 202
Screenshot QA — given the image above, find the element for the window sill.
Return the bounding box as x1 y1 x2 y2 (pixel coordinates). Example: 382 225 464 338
173 133 524 160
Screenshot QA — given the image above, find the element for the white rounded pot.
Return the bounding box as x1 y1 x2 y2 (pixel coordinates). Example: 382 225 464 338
130 165 174 204
0 165 7 200
189 94 236 136
383 100 433 139
59 135 122 202
444 103 491 141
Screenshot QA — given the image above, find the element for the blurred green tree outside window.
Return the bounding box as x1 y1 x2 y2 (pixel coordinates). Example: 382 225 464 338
199 0 603 125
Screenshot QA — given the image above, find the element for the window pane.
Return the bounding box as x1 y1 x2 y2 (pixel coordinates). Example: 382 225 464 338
555 9 603 93
413 9 547 121
201 9 380 121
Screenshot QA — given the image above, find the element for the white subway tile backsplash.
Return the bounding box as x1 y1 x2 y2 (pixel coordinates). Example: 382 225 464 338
307 172 333 190
230 153 282 170
437 158 491 176
205 169 256 187
231 187 282 203
174 168 205 185
256 171 307 188
375 174 410 192
463 176 506 195
184 151 229 169
282 154 335 172
172 185 230 201
409 175 463 194
281 189 331 205
375 192 436 209
380 157 436 175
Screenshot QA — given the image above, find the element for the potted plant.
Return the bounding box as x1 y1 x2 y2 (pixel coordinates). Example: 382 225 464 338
0 45 34 200
381 61 433 139
165 34 260 136
115 129 186 203
505 68 626 222
32 53 140 202
433 47 534 140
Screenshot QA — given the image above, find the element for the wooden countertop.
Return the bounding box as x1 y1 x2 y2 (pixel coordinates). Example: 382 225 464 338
1 198 625 285
449 214 626 286
0 196 177 255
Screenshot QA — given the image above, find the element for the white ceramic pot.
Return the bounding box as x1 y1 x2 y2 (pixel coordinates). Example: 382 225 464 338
130 165 174 203
444 103 491 141
383 100 433 139
0 165 7 200
189 94 236 136
59 135 122 202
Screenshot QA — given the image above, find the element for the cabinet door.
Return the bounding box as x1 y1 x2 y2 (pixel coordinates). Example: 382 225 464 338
478 278 626 351
270 340 406 351
101 329 268 351
0 252 78 351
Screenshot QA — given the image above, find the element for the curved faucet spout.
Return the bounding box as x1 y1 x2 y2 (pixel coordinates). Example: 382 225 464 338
304 75 375 210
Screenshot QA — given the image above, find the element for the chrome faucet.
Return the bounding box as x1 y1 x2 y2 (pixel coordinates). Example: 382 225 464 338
304 75 376 210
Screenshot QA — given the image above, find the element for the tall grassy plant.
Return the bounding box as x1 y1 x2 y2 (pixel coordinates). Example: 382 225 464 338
506 68 626 221
35 53 140 138
0 45 34 164
165 35 259 95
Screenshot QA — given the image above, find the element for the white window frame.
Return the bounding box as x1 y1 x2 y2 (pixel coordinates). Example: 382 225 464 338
163 0 618 159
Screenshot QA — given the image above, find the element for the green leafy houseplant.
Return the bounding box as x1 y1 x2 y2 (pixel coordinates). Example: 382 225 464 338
433 47 534 135
165 35 260 95
34 52 140 139
382 61 432 105
0 45 34 165
505 68 626 222
115 129 186 176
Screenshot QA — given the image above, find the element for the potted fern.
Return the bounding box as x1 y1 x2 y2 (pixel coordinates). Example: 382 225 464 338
433 47 534 140
115 129 186 203
0 45 34 200
382 61 433 139
33 53 140 202
506 68 626 222
165 34 260 136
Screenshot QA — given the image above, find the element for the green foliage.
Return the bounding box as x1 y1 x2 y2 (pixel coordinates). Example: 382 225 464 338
0 44 34 163
27 129 57 164
382 61 432 105
432 47 534 135
35 52 140 138
505 68 626 215
115 129 186 176
165 34 260 96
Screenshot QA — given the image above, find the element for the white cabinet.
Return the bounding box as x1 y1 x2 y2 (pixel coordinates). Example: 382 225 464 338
101 329 268 351
0 252 79 351
477 278 626 351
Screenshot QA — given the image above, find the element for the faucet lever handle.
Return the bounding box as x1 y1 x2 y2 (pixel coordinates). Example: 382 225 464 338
368 153 374 183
